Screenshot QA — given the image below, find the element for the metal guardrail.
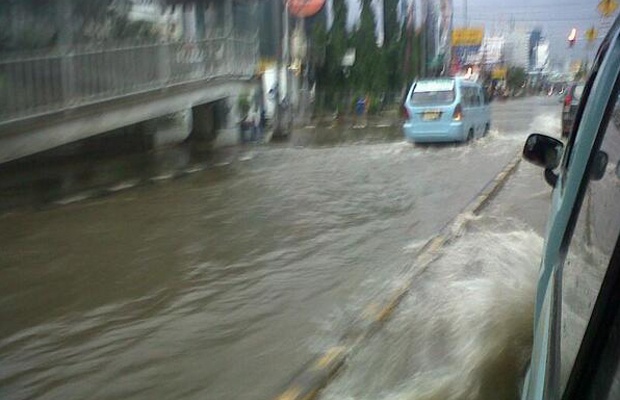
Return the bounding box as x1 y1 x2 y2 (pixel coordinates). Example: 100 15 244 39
311 91 404 116
0 36 259 123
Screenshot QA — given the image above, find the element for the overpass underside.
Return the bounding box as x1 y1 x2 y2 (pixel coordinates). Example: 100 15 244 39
0 28 259 164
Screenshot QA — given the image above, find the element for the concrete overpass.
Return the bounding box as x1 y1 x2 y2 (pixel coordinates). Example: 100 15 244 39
0 14 259 164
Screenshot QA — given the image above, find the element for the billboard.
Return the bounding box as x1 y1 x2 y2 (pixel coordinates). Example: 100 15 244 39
492 67 507 80
451 28 484 46
451 27 484 72
431 0 453 73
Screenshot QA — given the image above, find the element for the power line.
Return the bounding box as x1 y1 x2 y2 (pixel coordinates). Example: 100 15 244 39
467 16 610 22
466 9 596 17
457 2 613 20
456 2 600 10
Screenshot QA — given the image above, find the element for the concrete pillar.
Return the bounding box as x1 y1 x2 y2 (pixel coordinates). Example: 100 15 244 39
191 103 216 142
213 95 240 147
148 110 193 148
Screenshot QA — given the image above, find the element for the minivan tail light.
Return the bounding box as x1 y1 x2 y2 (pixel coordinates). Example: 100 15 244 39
402 104 411 119
564 94 572 108
452 104 463 121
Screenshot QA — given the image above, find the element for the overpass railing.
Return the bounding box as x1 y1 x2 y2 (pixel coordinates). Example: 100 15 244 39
0 35 258 123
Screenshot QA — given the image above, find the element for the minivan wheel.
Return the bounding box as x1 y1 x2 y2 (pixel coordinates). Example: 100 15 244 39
467 129 474 142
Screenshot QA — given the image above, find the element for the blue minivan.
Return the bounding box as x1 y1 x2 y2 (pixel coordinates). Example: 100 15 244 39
521 12 620 400
402 77 491 143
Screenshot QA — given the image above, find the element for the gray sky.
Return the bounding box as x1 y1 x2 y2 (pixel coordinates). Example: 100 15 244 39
337 0 618 67
451 0 618 64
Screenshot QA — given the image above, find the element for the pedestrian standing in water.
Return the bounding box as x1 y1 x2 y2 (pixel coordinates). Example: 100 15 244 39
248 107 259 142
259 107 266 141
363 93 370 128
355 96 365 128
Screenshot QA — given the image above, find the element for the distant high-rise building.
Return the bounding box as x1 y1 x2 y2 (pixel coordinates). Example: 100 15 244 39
479 36 505 65
535 39 550 72
529 27 542 71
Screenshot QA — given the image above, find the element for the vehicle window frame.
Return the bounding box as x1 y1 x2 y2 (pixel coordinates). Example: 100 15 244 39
562 234 620 399
409 80 456 106
554 36 620 399
459 85 468 107
573 84 585 101
561 35 612 177
481 87 489 105
559 32 620 256
534 22 620 398
474 87 482 107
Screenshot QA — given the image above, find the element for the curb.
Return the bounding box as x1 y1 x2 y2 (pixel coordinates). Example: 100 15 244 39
272 151 523 400
24 160 223 213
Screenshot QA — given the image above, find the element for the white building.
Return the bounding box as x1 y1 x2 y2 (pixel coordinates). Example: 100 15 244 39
120 0 226 41
126 0 165 22
478 35 505 65
535 39 550 72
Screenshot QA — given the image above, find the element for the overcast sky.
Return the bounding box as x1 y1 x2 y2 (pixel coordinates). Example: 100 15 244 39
451 0 617 64
336 0 618 66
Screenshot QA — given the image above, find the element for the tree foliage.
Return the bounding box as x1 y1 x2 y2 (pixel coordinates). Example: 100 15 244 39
506 66 527 91
350 0 386 92
314 0 348 91
311 0 426 98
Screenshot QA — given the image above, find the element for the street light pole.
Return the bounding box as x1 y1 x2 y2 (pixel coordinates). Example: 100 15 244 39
272 0 282 136
283 0 290 122
273 0 291 138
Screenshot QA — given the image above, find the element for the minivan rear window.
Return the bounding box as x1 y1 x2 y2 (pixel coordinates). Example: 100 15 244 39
410 80 456 105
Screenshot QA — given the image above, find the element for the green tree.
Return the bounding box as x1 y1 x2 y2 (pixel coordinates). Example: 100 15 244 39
312 0 410 99
383 0 403 91
308 10 328 69
506 66 527 91
350 0 386 92
316 0 348 91
384 0 401 44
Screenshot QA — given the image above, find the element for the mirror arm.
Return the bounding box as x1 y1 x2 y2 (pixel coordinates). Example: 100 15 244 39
544 168 558 187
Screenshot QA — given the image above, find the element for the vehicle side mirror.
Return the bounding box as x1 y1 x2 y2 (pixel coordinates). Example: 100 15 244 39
523 133 564 169
590 151 609 181
523 134 564 187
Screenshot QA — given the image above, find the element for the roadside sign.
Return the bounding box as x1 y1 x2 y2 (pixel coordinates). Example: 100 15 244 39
451 28 484 46
492 67 507 80
451 28 484 72
341 48 356 67
586 27 598 43
599 0 618 18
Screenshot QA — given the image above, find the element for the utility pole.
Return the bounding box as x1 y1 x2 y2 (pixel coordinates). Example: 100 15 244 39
272 0 283 137
464 0 468 27
273 0 291 138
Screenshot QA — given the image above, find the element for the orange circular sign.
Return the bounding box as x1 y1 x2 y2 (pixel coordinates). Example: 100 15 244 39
287 0 325 18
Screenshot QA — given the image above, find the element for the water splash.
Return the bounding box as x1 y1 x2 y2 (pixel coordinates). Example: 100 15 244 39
322 229 542 400
529 113 561 137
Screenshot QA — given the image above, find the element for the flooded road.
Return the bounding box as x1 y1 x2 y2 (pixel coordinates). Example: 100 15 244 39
1 97 558 400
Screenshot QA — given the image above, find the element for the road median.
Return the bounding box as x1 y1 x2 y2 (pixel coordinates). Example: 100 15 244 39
273 150 523 400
